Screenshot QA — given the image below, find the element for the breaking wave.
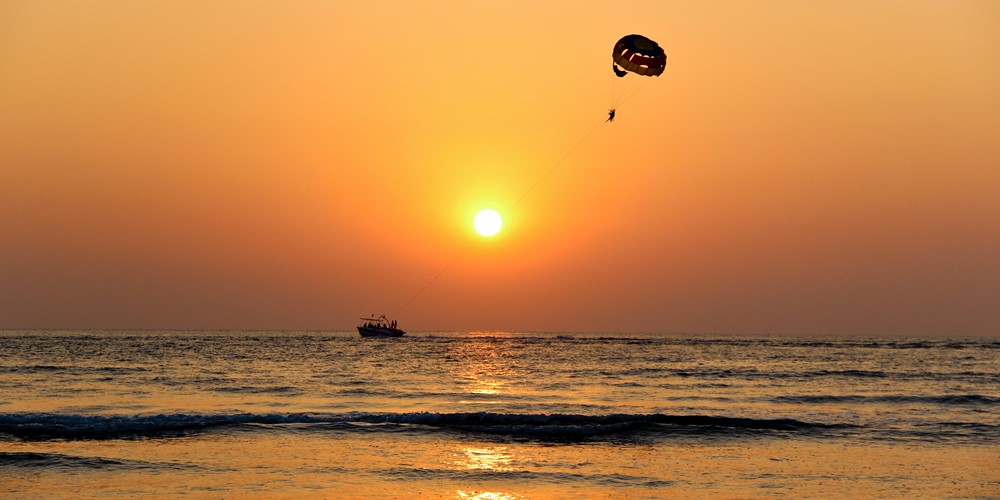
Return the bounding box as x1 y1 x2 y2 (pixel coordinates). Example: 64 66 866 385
0 411 841 442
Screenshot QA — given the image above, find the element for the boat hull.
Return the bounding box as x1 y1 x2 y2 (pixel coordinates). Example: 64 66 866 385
357 326 406 338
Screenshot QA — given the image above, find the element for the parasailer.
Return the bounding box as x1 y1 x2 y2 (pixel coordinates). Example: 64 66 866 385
608 34 666 119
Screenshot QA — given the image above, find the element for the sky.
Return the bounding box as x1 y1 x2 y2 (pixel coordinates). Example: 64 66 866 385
1 1 998 335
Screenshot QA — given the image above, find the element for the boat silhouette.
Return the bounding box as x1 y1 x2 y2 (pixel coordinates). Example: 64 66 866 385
357 315 406 337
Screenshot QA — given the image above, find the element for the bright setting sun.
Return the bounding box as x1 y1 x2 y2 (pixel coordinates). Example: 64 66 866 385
473 209 503 237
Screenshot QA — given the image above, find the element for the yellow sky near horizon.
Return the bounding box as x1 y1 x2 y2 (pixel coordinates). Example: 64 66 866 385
1 1 998 334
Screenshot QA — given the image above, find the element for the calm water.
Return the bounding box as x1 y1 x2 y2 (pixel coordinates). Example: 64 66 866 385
1 331 997 498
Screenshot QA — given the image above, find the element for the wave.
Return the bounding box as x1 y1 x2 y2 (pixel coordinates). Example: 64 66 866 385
600 367 893 380
773 394 1000 406
0 364 149 375
379 466 673 488
590 367 997 383
0 451 191 471
0 411 840 442
542 337 999 350
206 385 303 395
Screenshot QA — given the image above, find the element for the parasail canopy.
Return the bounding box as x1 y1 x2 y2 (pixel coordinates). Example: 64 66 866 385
612 34 666 77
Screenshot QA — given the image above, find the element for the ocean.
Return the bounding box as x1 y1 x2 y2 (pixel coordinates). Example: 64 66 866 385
1 331 997 498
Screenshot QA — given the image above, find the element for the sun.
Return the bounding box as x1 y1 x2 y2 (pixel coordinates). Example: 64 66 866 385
473 209 503 237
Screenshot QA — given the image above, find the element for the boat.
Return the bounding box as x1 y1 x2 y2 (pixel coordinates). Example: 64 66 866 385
357 315 406 338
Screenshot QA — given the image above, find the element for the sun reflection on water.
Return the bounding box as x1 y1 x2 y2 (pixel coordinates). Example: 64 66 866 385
448 337 518 399
453 446 523 500
456 446 515 472
455 491 523 500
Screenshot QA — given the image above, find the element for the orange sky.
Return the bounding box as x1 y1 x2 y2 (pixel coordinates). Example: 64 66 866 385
1 1 998 334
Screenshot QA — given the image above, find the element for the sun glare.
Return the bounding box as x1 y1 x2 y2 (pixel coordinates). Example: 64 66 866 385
473 209 503 237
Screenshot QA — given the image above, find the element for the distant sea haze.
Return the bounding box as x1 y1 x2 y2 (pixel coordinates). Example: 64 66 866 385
1 331 997 498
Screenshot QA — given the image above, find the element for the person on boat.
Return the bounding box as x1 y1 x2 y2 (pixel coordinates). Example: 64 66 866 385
606 108 616 122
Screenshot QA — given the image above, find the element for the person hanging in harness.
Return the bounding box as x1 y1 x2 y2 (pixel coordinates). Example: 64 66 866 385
606 108 616 123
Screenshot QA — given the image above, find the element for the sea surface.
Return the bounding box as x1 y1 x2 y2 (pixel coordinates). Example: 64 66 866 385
1 330 997 498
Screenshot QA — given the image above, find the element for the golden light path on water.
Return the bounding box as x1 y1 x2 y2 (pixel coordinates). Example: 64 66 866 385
454 447 520 499
451 332 514 400
451 336 525 499
455 489 521 500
